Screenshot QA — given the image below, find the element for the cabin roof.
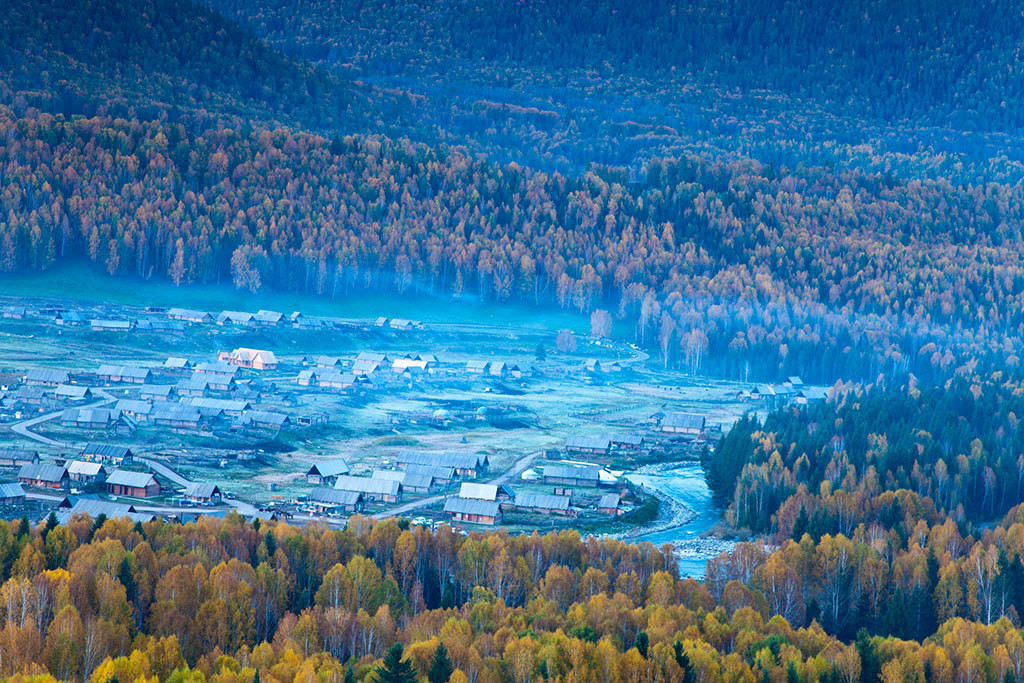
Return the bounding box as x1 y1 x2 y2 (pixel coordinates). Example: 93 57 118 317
332 475 401 496
543 464 600 481
308 488 363 506
82 444 132 458
459 482 499 501
19 463 68 482
26 369 70 383
106 470 158 488
444 497 500 517
307 459 351 478
515 493 571 511
395 450 488 470
0 482 25 499
67 461 105 476
565 435 611 450
662 412 706 429
185 483 221 498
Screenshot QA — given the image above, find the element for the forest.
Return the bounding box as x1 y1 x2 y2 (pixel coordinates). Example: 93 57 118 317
3 104 1024 381
3 0 1024 383
5 511 1024 682
6 0 1024 679
704 375 1024 535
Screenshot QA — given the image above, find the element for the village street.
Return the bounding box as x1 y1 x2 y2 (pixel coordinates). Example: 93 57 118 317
10 389 116 446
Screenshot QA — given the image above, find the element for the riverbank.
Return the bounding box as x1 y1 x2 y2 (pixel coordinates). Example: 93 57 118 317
670 537 737 562
613 460 703 541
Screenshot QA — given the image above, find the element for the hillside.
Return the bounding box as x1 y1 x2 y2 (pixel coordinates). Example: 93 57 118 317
6 1 1024 681
1 0 1024 387
0 0 376 131
207 0 1024 182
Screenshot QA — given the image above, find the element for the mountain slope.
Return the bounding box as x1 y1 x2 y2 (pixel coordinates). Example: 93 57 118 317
0 0 375 130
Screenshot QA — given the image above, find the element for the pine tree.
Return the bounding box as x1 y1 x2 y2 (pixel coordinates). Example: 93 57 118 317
43 511 58 539
634 631 649 658
855 629 880 683
90 513 108 540
427 643 453 683
344 666 356 683
375 643 416 683
119 556 137 603
673 641 695 683
441 582 455 609
791 506 809 541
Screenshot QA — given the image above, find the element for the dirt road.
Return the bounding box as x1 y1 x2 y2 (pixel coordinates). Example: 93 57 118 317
9 389 116 447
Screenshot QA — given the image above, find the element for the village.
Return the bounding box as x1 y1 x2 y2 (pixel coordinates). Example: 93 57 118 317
0 299 826 534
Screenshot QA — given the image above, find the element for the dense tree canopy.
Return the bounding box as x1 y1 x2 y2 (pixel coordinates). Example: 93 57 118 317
3 0 1024 384
4 511 1024 681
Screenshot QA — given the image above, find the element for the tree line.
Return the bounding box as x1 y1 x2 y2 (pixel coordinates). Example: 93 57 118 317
5 510 1024 681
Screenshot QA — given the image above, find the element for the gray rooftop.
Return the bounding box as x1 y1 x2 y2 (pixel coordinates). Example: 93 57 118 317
308 459 351 478
115 399 153 415
565 435 612 451
514 493 571 511
62 407 122 424
543 464 600 481
308 488 363 506
19 463 68 482
444 497 500 517
395 450 488 471
0 482 26 499
185 483 221 498
332 475 400 496
82 444 132 458
106 470 158 488
151 405 202 422
662 412 706 430
26 369 70 383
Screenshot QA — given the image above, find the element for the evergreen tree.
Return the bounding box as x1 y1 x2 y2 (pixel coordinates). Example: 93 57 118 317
673 641 695 683
344 666 356 683
264 530 277 557
43 511 58 539
119 556 137 603
791 505 808 541
855 629 880 683
375 643 416 683
427 643 453 683
90 513 108 540
804 598 821 628
441 581 455 609
634 631 649 658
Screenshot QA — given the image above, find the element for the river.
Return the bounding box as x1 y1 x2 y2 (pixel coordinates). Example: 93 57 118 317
627 463 729 579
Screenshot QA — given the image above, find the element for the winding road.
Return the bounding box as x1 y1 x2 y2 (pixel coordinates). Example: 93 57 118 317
11 389 116 447
9 392 258 517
